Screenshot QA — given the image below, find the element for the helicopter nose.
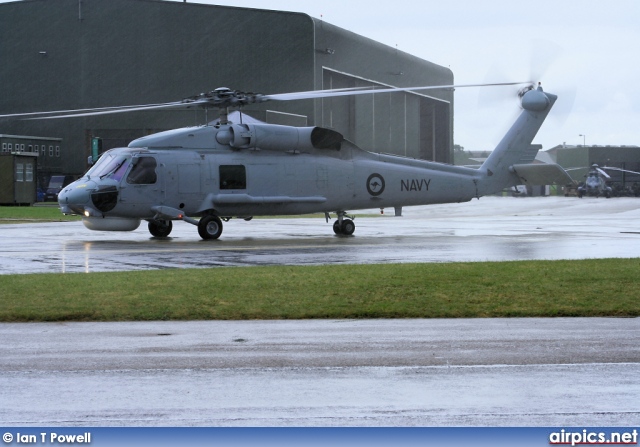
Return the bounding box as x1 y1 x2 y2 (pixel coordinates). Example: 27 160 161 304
89 185 119 213
58 180 96 215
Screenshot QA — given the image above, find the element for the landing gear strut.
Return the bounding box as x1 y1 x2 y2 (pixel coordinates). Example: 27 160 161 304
149 206 224 240
331 211 355 236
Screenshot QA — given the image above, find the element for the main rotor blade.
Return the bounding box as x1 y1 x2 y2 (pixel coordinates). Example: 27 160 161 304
602 166 640 176
595 167 611 179
265 81 532 101
24 100 208 120
0 81 532 121
263 86 384 100
0 101 189 119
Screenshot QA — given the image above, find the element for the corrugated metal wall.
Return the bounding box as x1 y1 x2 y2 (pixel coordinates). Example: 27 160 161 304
0 0 453 176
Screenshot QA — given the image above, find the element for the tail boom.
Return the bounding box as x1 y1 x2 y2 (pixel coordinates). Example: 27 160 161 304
477 85 557 195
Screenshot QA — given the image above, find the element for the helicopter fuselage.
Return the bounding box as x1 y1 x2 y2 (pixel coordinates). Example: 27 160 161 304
577 172 612 198
58 86 559 239
60 124 481 231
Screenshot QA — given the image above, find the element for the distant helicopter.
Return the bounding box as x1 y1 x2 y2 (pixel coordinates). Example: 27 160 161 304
574 164 640 198
576 164 613 198
1 82 571 239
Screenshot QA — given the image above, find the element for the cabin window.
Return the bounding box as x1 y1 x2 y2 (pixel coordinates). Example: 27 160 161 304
127 156 157 184
219 165 246 190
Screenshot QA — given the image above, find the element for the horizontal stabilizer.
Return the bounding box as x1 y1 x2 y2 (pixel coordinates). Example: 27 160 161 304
510 163 575 186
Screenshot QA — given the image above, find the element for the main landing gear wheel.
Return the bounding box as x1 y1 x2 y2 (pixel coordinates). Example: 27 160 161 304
341 219 355 236
148 220 173 238
198 215 223 240
333 218 355 236
333 220 342 235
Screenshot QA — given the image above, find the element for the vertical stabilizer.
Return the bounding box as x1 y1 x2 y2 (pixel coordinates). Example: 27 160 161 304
477 85 557 195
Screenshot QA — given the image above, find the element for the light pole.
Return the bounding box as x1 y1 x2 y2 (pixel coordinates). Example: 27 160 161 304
579 134 586 146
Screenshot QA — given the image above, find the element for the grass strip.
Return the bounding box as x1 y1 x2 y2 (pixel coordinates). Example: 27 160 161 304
0 205 80 223
0 259 638 322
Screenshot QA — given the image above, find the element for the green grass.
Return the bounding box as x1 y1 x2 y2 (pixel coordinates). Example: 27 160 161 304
1 207 638 322
0 205 80 223
0 259 638 322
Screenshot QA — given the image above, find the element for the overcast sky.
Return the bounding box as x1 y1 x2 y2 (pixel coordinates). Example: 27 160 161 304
4 0 639 151
174 0 640 152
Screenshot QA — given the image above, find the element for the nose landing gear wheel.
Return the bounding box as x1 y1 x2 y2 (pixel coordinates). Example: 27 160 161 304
198 215 223 240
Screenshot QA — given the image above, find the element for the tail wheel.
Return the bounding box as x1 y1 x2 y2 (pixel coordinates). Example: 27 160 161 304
148 220 172 238
198 215 223 240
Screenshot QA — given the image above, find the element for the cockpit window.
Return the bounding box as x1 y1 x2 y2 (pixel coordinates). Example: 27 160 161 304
85 152 113 178
111 159 130 181
86 153 130 180
127 156 157 184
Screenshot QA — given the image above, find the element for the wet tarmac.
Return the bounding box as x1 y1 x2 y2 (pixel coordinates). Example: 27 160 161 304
1 196 639 426
1 196 640 274
1 318 638 426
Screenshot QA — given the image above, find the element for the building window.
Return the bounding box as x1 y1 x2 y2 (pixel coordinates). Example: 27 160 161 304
20 144 25 151
1 143 6 153
8 143 12 151
25 163 33 182
41 146 46 156
34 145 39 153
49 145 53 157
16 163 24 182
56 146 60 157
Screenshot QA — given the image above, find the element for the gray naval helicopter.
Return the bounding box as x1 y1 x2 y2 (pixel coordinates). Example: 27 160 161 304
577 164 613 198
575 164 640 198
6 82 571 239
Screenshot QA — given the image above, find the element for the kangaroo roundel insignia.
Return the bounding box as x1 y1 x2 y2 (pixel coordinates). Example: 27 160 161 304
366 173 385 196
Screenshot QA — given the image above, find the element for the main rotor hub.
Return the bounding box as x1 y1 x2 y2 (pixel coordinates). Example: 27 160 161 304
182 88 267 110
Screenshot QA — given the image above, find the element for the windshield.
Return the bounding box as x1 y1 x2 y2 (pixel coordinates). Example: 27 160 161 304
86 152 130 181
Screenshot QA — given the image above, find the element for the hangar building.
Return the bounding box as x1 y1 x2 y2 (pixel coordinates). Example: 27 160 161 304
0 0 454 179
